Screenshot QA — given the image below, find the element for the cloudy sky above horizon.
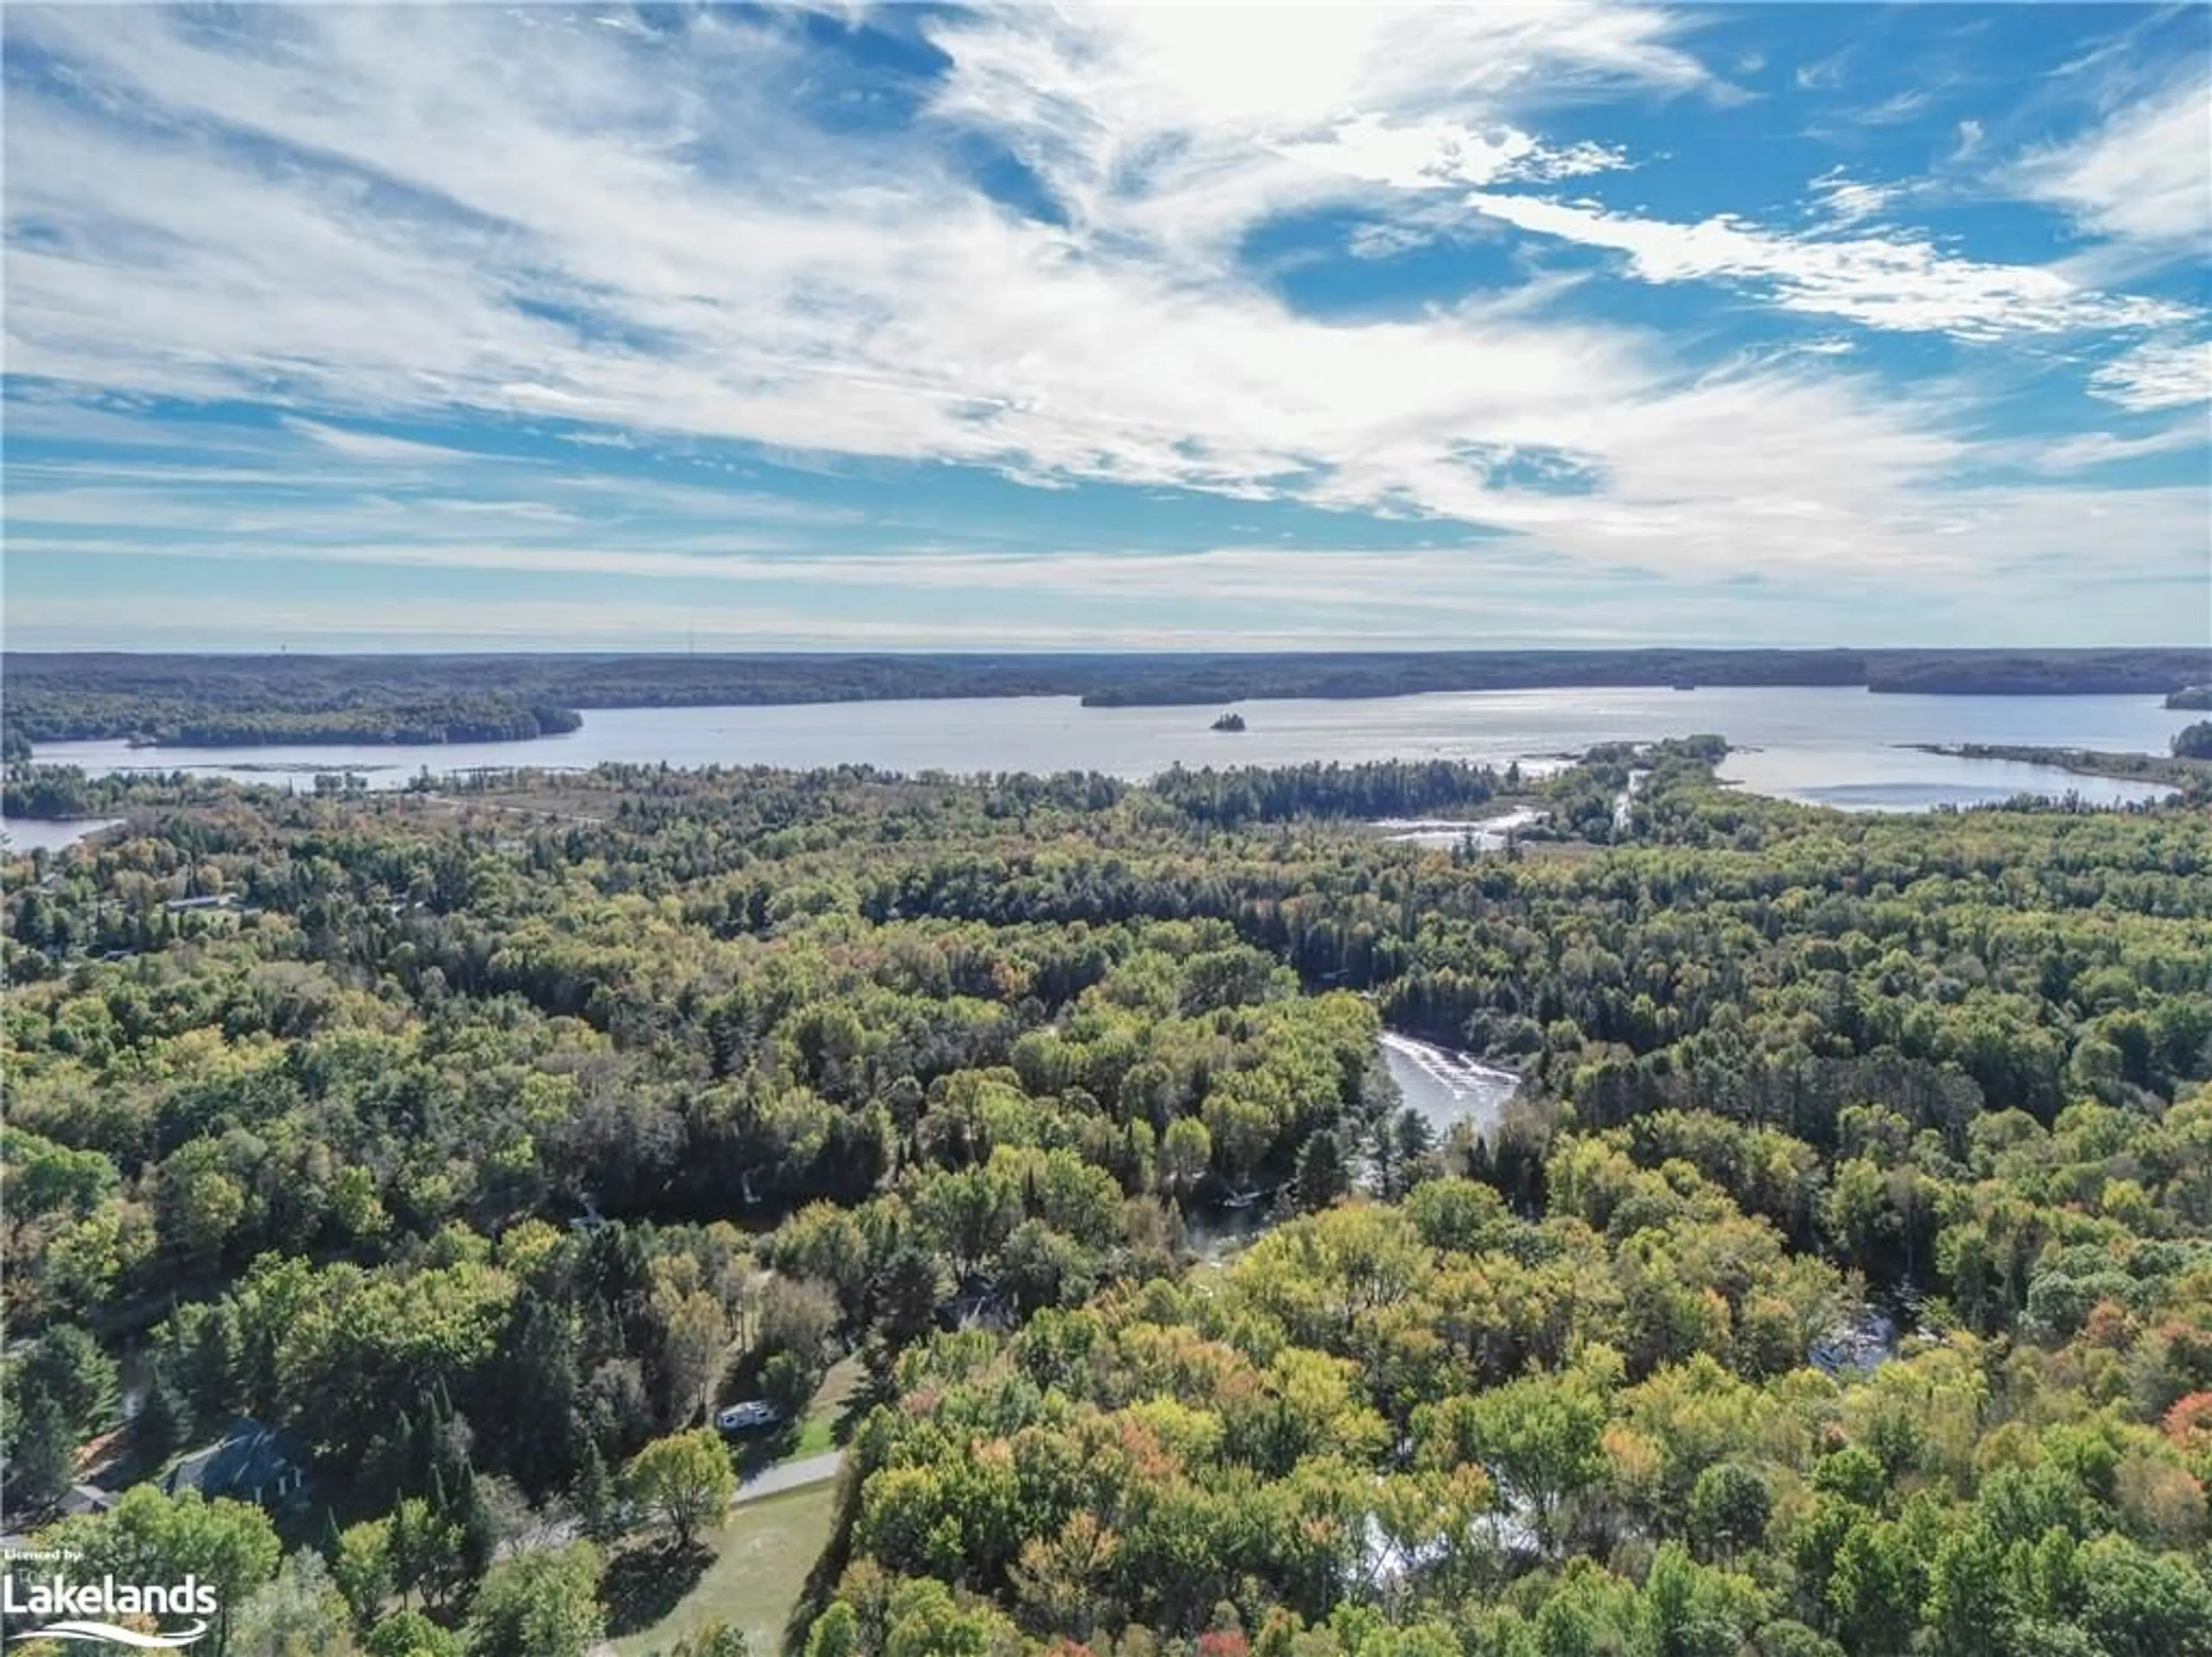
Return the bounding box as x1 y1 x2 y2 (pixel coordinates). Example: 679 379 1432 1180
4 1 2209 652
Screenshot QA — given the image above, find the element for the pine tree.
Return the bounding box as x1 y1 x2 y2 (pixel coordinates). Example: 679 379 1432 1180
1294 1130 1349 1212
1163 1198 1188 1260
1465 1132 1497 1187
453 1463 499 1587
571 1441 620 1543
135 1360 192 1467
9 1392 78 1512
503 1292 583 1500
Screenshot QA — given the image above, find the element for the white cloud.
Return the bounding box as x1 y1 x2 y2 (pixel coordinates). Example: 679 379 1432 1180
1278 116 1628 192
1807 169 1907 226
2088 336 2212 411
2035 422 2209 471
0 0 2202 639
916 2 1702 258
0 6 1805 553
1463 191 2187 339
1794 51 1849 93
5 584 1744 652
2013 67 2212 256
282 419 487 464
1854 90 1936 128
11 495 2202 633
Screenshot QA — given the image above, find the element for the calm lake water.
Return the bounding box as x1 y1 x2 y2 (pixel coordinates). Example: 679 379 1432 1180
0 816 124 853
17 686 2188 819
1380 1032 1522 1141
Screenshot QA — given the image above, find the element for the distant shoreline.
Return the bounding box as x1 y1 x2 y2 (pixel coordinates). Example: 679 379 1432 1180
1904 742 2207 800
8 647 2206 752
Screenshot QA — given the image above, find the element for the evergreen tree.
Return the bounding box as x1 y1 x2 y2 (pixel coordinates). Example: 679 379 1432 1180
9 1391 79 1512
870 1244 944 1353
136 1359 193 1468
1394 1107 1435 1172
1294 1129 1350 1212
500 1291 583 1500
20 1325 118 1436
570 1440 621 1544
449 1462 499 1588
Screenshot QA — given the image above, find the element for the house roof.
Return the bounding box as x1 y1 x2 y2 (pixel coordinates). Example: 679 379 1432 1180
161 1417 308 1502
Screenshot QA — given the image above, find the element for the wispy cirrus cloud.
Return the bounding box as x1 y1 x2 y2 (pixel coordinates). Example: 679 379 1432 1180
921 1 1712 249
2012 65 2212 259
2035 422 2208 472
282 419 492 464
1806 168 1911 227
0 2 2205 650
1277 116 1631 194
0 2 1923 569
1461 190 2185 339
2088 336 2212 412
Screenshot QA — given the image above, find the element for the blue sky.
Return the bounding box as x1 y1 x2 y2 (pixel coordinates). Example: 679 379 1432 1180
3 1 2207 651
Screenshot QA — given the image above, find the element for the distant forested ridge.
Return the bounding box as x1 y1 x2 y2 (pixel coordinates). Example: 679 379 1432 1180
1862 650 2212 695
4 647 2209 751
0 654 583 749
1074 646 2212 705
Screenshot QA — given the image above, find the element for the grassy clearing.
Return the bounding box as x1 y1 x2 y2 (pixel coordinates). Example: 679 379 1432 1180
728 1353 866 1482
609 1479 837 1657
788 1355 862 1459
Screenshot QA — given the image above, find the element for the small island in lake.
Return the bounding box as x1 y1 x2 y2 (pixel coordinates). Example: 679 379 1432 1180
1211 711 1247 732
2168 685 2212 710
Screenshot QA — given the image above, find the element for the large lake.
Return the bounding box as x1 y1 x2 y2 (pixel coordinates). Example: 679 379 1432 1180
12 686 2187 846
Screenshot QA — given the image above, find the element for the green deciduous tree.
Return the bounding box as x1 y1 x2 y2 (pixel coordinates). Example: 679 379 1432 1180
365 1609 463 1657
1688 1463 1771 1564
45 1485 282 1657
331 1519 394 1632
624 1428 734 1550
1460 1371 1611 1554
230 1549 357 1657
461 1542 605 1657
669 1622 753 1657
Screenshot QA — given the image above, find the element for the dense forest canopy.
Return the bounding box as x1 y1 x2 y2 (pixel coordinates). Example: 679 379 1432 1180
5 647 2210 748
3 743 2210 1657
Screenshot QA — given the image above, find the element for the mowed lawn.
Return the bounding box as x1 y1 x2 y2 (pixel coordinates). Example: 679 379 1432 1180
789 1354 862 1457
611 1479 838 1657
